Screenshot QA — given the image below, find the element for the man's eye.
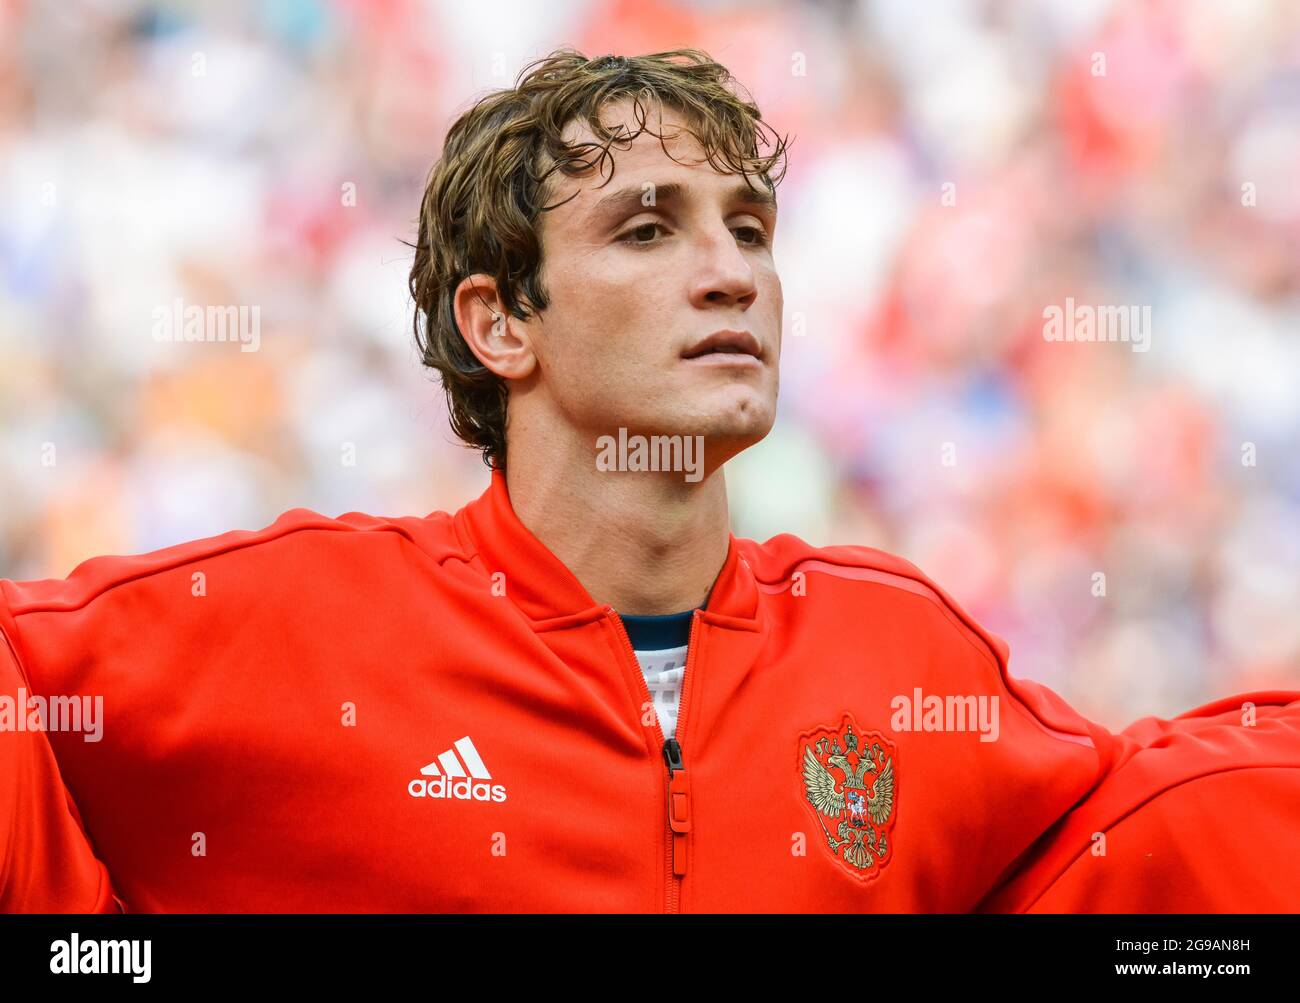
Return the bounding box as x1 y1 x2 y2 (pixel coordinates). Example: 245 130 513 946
618 222 769 247
619 222 663 246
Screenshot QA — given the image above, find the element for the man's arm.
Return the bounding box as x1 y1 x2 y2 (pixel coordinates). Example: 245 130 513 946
976 691 1300 913
0 618 117 913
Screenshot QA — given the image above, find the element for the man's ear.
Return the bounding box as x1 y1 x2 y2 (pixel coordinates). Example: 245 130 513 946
453 274 537 380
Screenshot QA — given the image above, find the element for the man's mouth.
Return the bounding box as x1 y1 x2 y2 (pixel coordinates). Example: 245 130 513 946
682 329 763 363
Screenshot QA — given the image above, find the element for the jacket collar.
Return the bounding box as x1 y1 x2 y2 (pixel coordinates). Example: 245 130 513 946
455 468 761 630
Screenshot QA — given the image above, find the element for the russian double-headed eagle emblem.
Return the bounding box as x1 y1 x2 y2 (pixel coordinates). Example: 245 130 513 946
798 715 898 880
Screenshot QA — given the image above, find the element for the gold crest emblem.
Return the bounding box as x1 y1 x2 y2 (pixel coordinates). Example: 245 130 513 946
798 714 898 880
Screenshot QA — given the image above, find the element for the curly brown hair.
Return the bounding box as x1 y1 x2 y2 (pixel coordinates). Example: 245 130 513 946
408 47 791 471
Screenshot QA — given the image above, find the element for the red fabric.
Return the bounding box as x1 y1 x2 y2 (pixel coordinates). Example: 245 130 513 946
977 694 1300 912
0 607 116 913
1 470 1296 911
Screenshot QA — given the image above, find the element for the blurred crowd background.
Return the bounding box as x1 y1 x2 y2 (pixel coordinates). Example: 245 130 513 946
1 0 1297 728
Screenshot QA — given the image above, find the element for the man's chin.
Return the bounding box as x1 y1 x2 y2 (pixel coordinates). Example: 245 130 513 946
705 397 778 441
693 414 777 468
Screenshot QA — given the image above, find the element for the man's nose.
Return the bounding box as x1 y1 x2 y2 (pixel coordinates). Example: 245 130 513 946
689 225 758 309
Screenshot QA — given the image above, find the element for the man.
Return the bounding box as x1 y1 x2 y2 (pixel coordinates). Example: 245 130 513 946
2 49 1298 913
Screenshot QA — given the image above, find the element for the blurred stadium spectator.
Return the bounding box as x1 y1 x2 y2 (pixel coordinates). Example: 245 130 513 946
1 0 1296 727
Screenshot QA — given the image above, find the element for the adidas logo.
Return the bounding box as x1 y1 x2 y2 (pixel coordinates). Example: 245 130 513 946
407 736 507 802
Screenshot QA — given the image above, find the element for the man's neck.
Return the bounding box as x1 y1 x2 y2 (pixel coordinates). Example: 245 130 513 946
504 442 731 616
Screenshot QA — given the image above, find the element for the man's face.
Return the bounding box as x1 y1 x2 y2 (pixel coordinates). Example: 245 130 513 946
517 98 782 472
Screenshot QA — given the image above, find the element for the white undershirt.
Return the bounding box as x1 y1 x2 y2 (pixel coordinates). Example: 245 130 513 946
632 644 688 739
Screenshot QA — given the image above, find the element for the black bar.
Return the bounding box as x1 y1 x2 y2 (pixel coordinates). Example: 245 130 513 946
0 913 1293 989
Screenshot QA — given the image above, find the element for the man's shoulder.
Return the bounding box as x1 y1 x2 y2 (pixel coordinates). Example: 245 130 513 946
738 530 1012 657
737 531 981 633
0 504 467 624
736 530 1110 753
737 531 935 592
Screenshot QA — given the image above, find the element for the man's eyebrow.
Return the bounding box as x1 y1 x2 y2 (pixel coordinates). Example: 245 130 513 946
587 179 778 224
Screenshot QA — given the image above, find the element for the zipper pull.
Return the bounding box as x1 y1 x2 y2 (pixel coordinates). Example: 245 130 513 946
663 737 691 877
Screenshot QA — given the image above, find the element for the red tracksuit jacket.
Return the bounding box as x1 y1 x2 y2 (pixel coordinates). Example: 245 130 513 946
2 469 1298 912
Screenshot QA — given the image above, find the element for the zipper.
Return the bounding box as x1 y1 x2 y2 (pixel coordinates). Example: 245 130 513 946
606 605 700 913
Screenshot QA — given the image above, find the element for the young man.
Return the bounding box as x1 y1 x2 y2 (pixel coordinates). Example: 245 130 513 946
2 49 1298 913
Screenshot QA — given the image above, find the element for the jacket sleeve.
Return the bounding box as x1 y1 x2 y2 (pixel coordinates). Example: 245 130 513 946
976 690 1300 913
0 603 118 913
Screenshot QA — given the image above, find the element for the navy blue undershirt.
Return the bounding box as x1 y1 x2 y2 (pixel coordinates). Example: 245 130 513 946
618 609 696 650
